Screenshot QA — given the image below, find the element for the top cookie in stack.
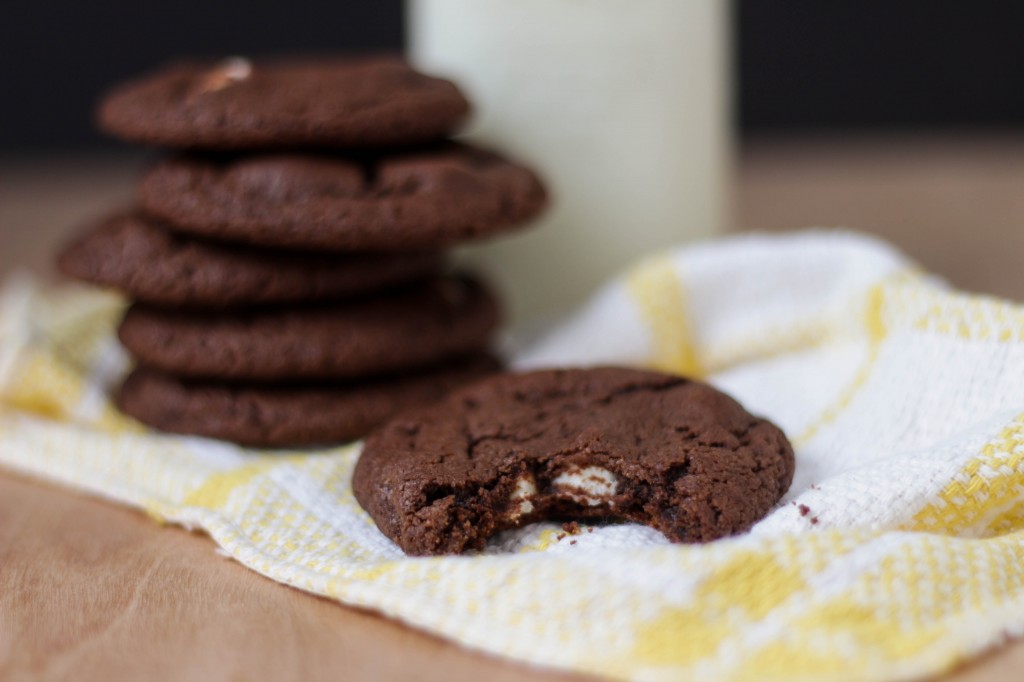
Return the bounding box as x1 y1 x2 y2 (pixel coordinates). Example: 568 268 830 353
58 55 547 448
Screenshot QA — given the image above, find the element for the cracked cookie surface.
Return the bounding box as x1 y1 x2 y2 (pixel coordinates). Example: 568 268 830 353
353 367 795 556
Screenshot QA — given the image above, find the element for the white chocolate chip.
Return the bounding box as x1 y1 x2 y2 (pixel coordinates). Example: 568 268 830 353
191 57 253 97
508 475 537 518
512 476 537 499
553 466 618 506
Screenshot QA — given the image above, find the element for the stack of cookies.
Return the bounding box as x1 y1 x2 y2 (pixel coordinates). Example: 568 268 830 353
58 56 547 447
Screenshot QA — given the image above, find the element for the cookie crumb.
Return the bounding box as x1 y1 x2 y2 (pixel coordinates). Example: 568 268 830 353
570 540 577 545
811 516 819 525
562 521 581 535
798 504 811 517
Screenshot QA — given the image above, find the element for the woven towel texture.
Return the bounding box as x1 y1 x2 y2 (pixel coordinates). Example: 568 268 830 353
2 231 1024 682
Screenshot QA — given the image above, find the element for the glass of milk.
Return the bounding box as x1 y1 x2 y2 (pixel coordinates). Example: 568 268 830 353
409 0 732 322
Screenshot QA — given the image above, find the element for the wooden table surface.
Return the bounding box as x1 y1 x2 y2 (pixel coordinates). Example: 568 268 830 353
3 135 1024 681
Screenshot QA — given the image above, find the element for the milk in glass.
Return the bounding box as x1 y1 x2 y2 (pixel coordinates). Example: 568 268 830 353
409 0 731 321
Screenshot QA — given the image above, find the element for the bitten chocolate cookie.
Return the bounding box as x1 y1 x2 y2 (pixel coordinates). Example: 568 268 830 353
57 212 441 308
354 368 794 556
117 354 501 447
117 275 499 381
97 56 469 150
137 144 547 251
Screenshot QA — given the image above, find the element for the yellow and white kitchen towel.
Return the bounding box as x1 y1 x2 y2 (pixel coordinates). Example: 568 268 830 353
3 230 1024 682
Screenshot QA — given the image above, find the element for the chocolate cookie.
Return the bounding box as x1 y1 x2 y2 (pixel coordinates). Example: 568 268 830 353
117 274 499 381
117 354 501 447
137 144 547 251
97 56 469 150
353 368 794 556
57 212 441 308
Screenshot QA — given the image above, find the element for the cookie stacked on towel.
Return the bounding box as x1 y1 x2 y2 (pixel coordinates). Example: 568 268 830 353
58 55 547 447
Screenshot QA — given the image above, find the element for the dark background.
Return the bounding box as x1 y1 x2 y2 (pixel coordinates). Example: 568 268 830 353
3 1 1024 154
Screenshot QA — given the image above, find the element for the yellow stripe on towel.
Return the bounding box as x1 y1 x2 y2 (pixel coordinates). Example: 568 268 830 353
625 255 704 378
